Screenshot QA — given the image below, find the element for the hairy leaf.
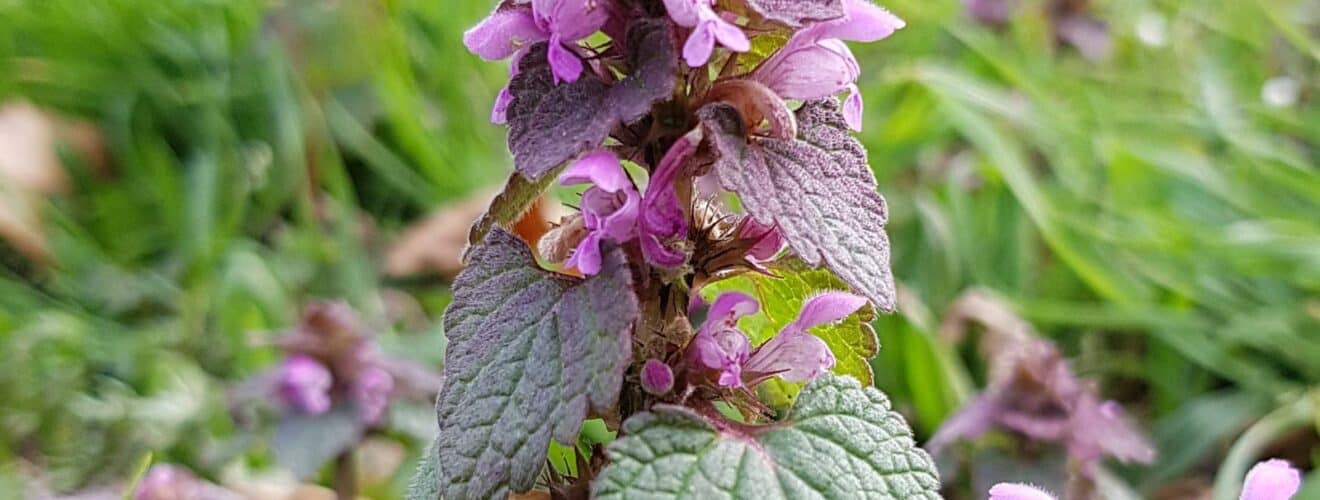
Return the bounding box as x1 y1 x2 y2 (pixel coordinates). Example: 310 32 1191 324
743 0 845 27
700 99 897 311
406 437 441 500
463 169 559 261
593 374 942 499
437 229 638 498
506 19 676 180
273 403 364 480
701 258 878 392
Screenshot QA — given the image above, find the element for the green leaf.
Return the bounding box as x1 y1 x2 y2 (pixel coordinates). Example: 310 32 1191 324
406 437 441 500
593 374 942 499
437 229 639 498
702 258 879 396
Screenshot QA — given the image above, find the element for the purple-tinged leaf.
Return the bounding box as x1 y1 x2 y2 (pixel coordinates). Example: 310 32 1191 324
699 98 896 310
742 0 846 27
593 374 941 498
506 19 677 180
273 403 365 480
437 229 638 499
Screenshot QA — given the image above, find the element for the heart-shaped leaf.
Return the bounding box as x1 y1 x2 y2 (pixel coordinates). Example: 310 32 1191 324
507 19 676 180
436 228 638 499
593 373 942 499
700 99 897 311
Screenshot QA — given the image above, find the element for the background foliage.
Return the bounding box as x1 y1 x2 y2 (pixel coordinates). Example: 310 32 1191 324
0 0 1316 497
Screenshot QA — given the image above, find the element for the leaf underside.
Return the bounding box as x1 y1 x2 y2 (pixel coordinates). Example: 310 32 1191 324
700 99 897 311
743 0 846 27
436 229 639 499
506 18 676 180
593 373 942 499
701 258 879 392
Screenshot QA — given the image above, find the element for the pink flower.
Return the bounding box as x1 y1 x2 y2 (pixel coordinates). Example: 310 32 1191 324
640 129 701 268
559 150 641 275
135 465 201 500
1241 459 1301 500
743 292 864 382
662 0 750 67
351 365 395 425
686 292 758 387
276 355 333 415
641 359 675 395
751 0 904 130
988 483 1056 500
464 1 612 84
687 291 861 388
738 217 784 261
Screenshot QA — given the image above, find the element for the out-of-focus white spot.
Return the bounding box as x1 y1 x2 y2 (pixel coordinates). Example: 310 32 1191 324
1136 12 1167 47
1261 76 1300 108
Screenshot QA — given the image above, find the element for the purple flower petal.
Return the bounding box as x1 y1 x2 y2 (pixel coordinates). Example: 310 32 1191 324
663 0 704 27
640 128 701 268
351 365 394 425
547 36 585 83
754 37 860 100
560 150 641 275
641 359 675 395
566 231 605 275
686 291 758 387
560 150 632 191
802 0 905 43
707 290 760 322
988 483 1057 500
1240 459 1301 500
491 86 514 124
534 0 613 41
463 6 548 61
739 217 784 261
709 16 751 53
743 328 834 382
844 84 864 131
683 22 718 67
277 355 333 415
789 291 868 332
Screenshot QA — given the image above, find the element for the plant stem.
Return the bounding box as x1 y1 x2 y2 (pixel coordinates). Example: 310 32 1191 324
1211 392 1316 500
334 449 357 499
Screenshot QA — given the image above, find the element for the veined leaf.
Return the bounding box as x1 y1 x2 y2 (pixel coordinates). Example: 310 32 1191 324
507 19 676 180
436 229 638 498
700 99 897 311
593 374 941 499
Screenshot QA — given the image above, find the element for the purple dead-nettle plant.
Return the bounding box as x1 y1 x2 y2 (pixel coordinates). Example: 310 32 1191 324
414 0 942 499
228 301 441 485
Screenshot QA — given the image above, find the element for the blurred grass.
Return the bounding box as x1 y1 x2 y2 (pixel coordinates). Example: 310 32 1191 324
0 0 1317 496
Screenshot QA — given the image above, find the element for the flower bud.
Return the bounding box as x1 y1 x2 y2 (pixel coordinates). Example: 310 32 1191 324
641 359 674 395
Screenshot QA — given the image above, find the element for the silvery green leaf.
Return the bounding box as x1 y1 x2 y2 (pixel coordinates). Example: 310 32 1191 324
594 374 942 499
